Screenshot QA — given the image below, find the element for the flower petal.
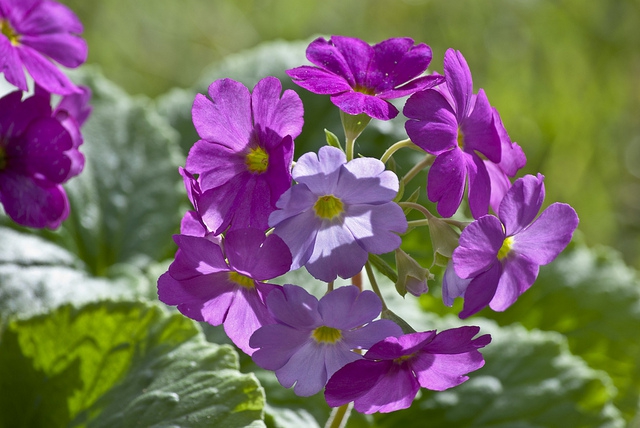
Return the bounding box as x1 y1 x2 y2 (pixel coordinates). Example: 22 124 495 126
286 65 353 95
442 260 472 307
499 173 545 235
330 91 397 120
266 284 321 329
251 76 304 146
427 148 467 218
490 253 539 311
461 89 501 163
18 45 79 94
466 153 491 219
304 36 355 86
318 287 380 329
443 49 473 119
404 89 458 155
458 262 502 319
344 202 406 254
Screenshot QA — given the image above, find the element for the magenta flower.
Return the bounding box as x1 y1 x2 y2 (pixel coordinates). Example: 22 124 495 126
186 77 303 235
404 49 501 218
157 227 292 355
0 0 87 95
250 285 402 397
324 326 491 414
451 174 579 318
287 36 443 120
269 145 408 282
0 89 86 228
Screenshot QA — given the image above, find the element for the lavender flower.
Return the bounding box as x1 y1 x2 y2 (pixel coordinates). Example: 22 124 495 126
404 49 501 218
186 77 303 234
287 36 443 120
0 0 87 95
157 228 292 355
250 285 402 396
269 145 408 282
451 174 579 318
324 326 491 413
0 89 86 228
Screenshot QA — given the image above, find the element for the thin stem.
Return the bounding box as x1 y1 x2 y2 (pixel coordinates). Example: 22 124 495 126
364 261 387 311
351 270 362 291
380 139 422 164
401 153 435 187
327 280 334 293
325 403 353 428
346 136 355 162
399 202 469 231
407 219 430 228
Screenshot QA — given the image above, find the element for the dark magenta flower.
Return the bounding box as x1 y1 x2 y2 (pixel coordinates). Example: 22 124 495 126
451 174 579 318
0 89 86 228
250 285 402 397
269 145 407 282
0 0 87 95
157 228 292 355
404 49 501 218
186 77 303 235
287 36 443 120
324 326 490 413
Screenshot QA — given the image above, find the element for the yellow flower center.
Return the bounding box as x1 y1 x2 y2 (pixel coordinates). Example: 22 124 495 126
354 84 375 95
312 326 342 344
245 146 269 174
393 353 415 364
457 127 465 150
228 271 255 289
497 236 515 260
313 195 344 220
0 19 20 46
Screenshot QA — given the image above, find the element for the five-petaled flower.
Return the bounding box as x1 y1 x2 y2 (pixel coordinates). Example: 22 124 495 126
448 174 579 318
157 227 292 355
404 48 502 219
186 77 303 235
269 145 408 282
287 36 443 120
250 285 402 396
0 0 88 95
0 89 87 228
324 326 490 413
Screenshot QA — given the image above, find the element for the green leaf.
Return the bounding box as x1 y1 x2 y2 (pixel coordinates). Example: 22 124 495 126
0 301 265 428
478 242 640 421
0 226 148 320
46 68 185 275
324 128 343 151
368 254 398 284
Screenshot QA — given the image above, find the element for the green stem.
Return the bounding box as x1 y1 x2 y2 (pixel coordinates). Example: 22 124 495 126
407 219 430 228
325 403 353 428
401 153 435 187
365 261 387 311
327 280 334 293
346 136 355 162
399 202 469 231
380 139 421 164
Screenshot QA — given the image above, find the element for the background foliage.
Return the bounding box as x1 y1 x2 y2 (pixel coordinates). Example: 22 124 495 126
1 0 639 427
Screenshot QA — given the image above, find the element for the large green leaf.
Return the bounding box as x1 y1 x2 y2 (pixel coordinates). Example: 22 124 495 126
0 301 265 428
28 68 186 275
473 242 640 421
0 226 148 320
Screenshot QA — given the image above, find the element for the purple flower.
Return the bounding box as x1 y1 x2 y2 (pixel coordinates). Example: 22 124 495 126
451 174 579 318
404 49 501 218
0 0 87 95
268 145 408 282
287 36 443 120
250 285 402 396
324 326 491 414
0 89 86 228
186 77 303 235
157 227 292 355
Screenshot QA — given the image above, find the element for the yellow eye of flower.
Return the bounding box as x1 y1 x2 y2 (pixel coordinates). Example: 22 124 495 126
313 195 344 220
0 20 20 46
245 146 269 174
312 326 342 343
457 127 465 150
497 236 515 260
228 271 255 289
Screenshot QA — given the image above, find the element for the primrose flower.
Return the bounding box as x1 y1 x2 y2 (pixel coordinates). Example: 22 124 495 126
0 89 86 228
324 326 491 414
287 36 443 120
157 228 292 355
451 174 579 318
0 0 87 95
404 49 501 218
186 76 303 235
269 145 408 282
250 285 402 396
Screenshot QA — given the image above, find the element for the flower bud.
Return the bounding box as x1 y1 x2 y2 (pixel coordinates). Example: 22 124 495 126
395 248 433 297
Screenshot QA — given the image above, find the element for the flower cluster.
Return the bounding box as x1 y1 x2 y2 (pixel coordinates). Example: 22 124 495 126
159 35 578 417
0 0 90 228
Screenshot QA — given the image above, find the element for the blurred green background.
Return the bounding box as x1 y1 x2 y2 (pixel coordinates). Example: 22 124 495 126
60 0 640 267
